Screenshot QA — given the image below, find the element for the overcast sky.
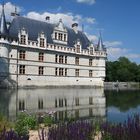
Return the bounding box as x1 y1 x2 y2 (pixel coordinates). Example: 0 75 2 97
1 0 140 64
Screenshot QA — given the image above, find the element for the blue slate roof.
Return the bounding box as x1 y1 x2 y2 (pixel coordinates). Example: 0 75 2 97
8 16 90 49
0 4 8 35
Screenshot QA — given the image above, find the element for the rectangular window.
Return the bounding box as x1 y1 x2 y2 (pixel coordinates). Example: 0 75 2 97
65 56 67 64
59 55 64 63
40 38 45 47
19 65 25 74
75 57 79 65
59 68 64 76
89 59 92 66
19 50 26 60
55 54 58 63
55 32 57 39
39 52 44 62
64 34 66 41
39 66 44 75
65 68 67 76
60 33 63 41
76 45 80 53
20 35 26 45
75 69 79 77
55 68 58 76
89 70 92 77
38 99 43 109
90 48 93 55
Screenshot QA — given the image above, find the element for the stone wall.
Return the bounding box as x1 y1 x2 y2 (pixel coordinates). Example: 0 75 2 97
104 82 140 90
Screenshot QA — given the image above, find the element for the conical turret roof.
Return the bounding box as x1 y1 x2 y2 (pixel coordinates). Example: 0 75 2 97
97 32 104 51
0 3 8 35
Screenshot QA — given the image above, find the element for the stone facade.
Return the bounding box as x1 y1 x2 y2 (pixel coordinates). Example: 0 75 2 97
0 4 107 88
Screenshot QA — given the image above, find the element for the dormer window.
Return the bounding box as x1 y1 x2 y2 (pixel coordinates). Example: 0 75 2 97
74 39 81 53
38 32 47 48
19 28 28 45
52 19 68 45
90 47 93 55
21 35 26 45
40 38 45 48
88 43 94 55
76 45 80 53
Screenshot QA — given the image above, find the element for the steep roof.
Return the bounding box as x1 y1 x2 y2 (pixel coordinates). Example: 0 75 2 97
96 32 105 51
0 4 8 35
9 16 90 49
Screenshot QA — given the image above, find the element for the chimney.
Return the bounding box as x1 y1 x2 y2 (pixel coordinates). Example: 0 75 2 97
72 23 78 34
46 16 50 23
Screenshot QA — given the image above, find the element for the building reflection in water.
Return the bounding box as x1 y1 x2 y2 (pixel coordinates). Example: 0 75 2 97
5 88 106 121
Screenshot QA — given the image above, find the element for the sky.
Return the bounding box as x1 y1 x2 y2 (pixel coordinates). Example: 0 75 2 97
0 0 140 64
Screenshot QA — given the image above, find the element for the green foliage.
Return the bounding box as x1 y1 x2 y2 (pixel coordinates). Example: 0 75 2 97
14 112 37 136
43 115 54 126
106 57 140 82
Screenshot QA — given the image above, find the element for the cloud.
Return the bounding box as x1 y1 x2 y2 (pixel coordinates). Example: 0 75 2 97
26 11 95 28
76 0 96 5
107 47 127 58
104 41 123 47
0 2 22 20
85 33 98 42
106 44 140 63
104 41 127 60
85 17 96 24
125 54 140 59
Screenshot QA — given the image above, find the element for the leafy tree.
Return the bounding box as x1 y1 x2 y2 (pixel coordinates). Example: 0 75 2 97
106 57 140 82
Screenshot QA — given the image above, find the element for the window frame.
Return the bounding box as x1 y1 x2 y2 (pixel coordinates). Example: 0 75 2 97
19 65 25 74
39 66 44 75
39 52 44 62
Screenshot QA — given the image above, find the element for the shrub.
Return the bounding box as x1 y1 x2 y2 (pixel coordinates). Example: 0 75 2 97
15 112 37 136
43 115 54 127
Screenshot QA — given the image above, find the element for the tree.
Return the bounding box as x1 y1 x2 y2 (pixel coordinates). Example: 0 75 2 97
105 57 140 82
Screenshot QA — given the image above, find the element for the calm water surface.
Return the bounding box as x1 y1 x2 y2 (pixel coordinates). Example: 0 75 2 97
0 88 140 123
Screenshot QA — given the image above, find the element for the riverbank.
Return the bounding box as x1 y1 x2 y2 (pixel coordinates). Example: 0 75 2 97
104 82 140 90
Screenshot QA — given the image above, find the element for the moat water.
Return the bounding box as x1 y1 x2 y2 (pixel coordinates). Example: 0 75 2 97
0 88 140 123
